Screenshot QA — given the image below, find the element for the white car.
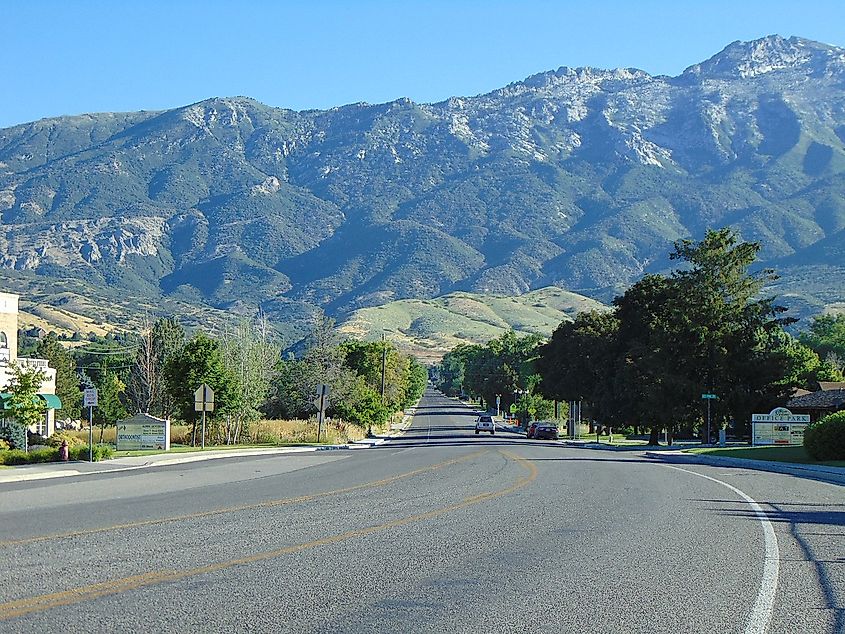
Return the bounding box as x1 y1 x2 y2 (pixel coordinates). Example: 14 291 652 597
475 415 495 435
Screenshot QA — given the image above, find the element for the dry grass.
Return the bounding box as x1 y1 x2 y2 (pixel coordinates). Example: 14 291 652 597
65 418 374 447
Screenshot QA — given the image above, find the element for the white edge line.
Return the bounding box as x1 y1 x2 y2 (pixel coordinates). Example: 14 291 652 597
663 465 779 634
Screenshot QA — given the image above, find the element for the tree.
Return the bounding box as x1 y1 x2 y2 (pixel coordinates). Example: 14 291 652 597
536 310 619 425
35 332 82 421
128 316 185 418
799 314 845 361
93 367 128 442
5 363 47 447
219 314 280 443
163 331 237 445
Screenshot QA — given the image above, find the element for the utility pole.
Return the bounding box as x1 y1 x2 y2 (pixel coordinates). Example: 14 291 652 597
380 333 387 404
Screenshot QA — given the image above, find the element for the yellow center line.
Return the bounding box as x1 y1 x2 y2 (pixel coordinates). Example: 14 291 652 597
1 450 487 548
0 449 537 621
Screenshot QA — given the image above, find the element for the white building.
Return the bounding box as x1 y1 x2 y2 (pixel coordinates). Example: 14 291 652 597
0 292 62 438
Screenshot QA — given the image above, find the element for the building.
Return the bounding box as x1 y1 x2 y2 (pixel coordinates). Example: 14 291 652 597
786 381 845 423
0 292 62 438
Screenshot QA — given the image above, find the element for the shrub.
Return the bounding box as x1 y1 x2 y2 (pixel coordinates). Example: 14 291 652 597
47 432 86 448
68 444 114 462
0 439 9 451
803 411 845 461
0 449 30 465
28 447 59 463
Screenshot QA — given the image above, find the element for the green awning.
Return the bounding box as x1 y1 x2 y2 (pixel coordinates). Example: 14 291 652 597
39 394 62 409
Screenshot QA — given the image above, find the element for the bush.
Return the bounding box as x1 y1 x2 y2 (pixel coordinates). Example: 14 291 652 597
0 449 30 465
68 444 114 461
0 439 9 451
28 447 59 463
803 411 845 461
47 432 86 448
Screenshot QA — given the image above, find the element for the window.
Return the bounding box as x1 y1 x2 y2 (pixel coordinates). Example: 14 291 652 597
0 331 8 364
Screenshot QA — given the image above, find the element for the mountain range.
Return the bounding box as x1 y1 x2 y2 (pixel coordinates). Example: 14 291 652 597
2 34 844 346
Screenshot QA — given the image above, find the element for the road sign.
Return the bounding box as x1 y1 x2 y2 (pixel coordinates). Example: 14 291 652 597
509 404 517 414
83 388 98 407
194 384 215 412
701 393 718 400
314 384 330 443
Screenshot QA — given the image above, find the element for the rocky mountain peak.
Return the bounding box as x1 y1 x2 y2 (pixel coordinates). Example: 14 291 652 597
683 34 845 79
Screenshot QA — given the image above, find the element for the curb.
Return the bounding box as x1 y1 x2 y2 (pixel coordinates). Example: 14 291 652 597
0 443 359 484
644 450 845 486
0 403 427 484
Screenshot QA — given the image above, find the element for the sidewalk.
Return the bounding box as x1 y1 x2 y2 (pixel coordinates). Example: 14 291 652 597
643 448 845 486
0 407 419 485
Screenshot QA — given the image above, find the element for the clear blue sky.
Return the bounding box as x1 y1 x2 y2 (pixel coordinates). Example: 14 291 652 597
2 0 844 129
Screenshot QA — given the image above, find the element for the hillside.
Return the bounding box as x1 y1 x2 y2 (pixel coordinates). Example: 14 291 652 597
336 287 607 362
2 35 845 343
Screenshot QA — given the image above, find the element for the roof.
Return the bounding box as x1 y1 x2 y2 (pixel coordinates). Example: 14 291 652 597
818 381 845 391
787 389 845 410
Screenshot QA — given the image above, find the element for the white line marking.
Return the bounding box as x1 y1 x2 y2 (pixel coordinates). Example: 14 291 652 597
664 465 779 634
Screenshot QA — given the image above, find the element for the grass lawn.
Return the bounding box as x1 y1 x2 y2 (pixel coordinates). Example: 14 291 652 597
687 445 845 468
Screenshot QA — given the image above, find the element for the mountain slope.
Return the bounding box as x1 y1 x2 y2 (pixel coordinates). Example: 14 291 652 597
2 35 845 343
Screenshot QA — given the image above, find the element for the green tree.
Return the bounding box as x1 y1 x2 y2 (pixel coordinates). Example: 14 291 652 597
219 315 280 443
5 363 47 447
164 331 237 445
799 314 845 362
93 368 128 442
536 310 619 425
35 332 82 421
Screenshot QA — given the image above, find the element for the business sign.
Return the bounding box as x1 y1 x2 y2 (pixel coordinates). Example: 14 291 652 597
751 407 809 446
116 413 171 451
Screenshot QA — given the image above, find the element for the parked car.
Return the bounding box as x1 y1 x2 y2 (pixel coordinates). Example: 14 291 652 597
526 422 539 438
533 423 559 440
475 415 495 435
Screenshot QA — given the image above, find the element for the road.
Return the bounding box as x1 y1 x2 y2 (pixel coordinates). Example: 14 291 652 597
1 390 842 633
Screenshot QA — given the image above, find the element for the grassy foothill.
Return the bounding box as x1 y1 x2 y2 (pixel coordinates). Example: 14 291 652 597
687 445 845 468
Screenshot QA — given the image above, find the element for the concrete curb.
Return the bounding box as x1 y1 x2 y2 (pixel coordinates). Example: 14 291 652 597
0 443 362 484
0 402 427 484
644 450 845 486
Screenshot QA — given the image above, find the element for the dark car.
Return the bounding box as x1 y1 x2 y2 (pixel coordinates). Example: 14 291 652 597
533 423 559 440
526 422 539 438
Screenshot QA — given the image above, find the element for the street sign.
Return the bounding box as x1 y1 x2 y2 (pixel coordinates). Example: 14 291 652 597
701 393 718 400
83 388 98 407
314 384 330 443
509 404 517 414
194 384 215 412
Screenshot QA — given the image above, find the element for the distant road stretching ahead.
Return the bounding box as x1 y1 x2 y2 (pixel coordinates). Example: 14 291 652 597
1 390 842 633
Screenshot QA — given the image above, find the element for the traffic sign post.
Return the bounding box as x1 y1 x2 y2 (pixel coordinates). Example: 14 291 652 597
314 384 330 442
194 384 215 449
496 394 501 417
83 388 98 462
701 393 718 444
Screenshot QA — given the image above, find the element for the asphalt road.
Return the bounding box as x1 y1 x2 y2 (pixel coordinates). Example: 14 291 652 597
1 390 842 633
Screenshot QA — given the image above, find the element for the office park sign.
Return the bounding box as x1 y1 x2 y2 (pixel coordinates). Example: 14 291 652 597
116 413 171 451
751 407 810 446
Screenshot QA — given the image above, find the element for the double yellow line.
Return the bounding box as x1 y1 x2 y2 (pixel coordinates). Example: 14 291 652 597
1 449 536 621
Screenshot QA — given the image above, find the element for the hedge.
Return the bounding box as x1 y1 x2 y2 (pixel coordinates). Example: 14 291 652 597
803 411 845 461
0 444 114 465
